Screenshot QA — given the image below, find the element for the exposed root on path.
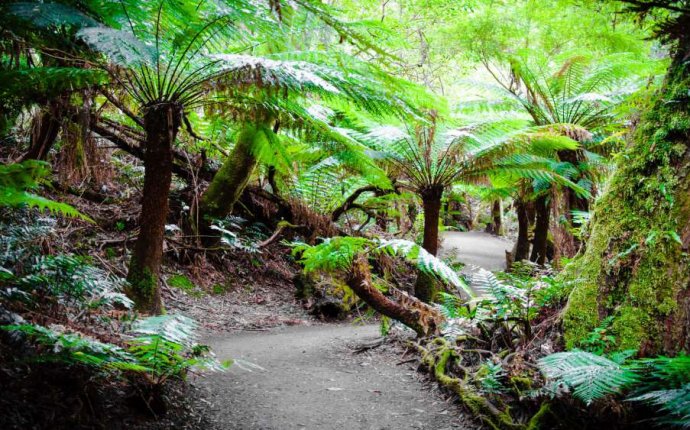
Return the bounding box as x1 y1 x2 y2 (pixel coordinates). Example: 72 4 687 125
413 337 550 430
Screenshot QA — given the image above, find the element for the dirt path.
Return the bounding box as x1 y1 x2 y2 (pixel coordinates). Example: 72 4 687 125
196 324 473 430
441 231 513 272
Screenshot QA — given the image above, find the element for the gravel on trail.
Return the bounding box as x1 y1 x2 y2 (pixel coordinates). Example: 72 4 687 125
441 231 513 272
196 324 475 430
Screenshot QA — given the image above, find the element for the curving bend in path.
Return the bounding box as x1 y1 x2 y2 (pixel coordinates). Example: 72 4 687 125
197 324 471 430
195 231 512 429
440 231 513 272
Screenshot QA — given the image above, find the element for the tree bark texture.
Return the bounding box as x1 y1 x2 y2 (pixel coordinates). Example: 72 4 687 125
530 194 551 265
420 187 444 256
514 199 531 262
485 200 502 235
563 46 690 355
127 103 181 314
347 254 442 336
415 186 444 303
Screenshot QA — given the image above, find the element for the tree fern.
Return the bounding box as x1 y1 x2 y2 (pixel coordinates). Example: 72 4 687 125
293 236 471 296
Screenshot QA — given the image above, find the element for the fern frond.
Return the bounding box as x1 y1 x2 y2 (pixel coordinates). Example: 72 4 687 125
130 314 197 347
376 239 473 297
538 351 639 405
629 384 690 426
0 161 90 220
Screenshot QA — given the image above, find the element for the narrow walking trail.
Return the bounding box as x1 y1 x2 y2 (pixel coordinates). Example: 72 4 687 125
440 231 513 272
196 231 512 429
197 324 472 430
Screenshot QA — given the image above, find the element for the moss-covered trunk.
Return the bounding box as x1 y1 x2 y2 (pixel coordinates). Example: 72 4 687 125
563 48 690 355
127 103 181 314
198 125 262 238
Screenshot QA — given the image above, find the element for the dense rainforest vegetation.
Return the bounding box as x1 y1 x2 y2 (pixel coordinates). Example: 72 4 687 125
1 0 690 428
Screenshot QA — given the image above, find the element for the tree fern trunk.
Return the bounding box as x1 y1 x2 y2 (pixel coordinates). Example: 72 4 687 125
530 194 550 265
127 103 180 314
416 186 444 303
485 200 502 235
563 47 690 355
198 125 261 239
421 187 443 256
514 199 531 262
375 188 388 231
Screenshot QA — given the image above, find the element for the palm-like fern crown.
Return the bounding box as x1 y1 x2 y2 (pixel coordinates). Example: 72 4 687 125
201 53 429 208
358 112 585 196
7 1 409 109
508 54 646 130
7 0 428 197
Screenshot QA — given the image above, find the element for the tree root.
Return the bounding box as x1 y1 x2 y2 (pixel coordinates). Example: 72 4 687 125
413 338 550 430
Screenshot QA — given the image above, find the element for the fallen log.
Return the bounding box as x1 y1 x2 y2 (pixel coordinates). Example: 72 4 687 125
346 254 444 337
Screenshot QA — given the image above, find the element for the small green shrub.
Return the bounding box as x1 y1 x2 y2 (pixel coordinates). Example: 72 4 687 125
578 316 617 355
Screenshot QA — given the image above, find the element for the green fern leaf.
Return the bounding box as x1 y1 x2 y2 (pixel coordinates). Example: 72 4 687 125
538 351 639 405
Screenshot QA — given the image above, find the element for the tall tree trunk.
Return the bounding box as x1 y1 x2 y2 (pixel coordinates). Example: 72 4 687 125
530 195 550 265
267 165 279 195
198 125 261 239
416 186 444 303
22 97 66 161
557 148 590 256
514 199 531 261
563 46 690 355
127 103 181 314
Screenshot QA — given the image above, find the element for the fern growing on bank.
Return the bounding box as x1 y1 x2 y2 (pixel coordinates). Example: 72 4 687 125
293 237 472 297
1 217 130 312
538 351 690 426
15 254 134 311
2 315 228 383
0 161 88 220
